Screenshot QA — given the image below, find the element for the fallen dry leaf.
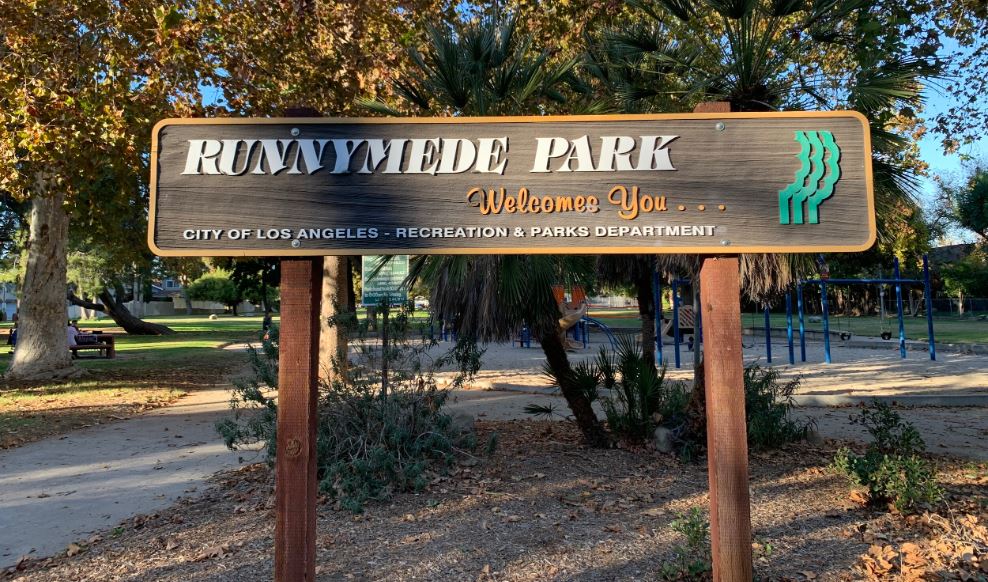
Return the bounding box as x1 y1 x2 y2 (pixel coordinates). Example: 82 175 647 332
195 543 231 561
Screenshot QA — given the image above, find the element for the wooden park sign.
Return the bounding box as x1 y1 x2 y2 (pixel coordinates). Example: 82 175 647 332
149 111 874 257
149 108 873 582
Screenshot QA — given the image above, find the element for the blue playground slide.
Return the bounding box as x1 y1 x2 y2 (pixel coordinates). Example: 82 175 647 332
581 316 618 350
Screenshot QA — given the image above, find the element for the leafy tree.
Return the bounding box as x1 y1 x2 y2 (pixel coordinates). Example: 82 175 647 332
946 166 988 242
0 2 204 380
159 257 210 315
197 0 451 381
216 259 280 314
186 271 244 315
940 249 988 315
581 0 937 425
64 168 176 334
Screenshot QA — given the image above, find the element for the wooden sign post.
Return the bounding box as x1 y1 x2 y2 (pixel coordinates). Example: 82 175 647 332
693 101 752 581
148 111 874 582
274 258 321 581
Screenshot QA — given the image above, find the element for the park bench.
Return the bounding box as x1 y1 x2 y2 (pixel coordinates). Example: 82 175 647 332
70 333 116 359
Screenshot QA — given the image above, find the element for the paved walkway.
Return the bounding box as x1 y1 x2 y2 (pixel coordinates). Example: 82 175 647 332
0 388 255 568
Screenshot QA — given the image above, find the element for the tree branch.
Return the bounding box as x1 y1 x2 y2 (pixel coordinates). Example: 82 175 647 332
67 290 106 311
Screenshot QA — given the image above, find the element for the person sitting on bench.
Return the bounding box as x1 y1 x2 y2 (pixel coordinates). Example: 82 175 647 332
67 321 80 356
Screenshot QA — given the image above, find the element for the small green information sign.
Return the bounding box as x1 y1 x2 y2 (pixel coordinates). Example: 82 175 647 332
361 255 409 306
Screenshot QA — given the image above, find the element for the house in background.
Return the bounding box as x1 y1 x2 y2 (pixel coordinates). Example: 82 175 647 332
0 282 15 321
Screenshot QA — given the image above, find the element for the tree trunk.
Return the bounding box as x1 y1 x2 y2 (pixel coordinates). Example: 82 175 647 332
634 270 656 372
7 193 81 381
346 257 357 313
539 331 610 447
131 272 144 318
318 256 350 382
67 285 175 335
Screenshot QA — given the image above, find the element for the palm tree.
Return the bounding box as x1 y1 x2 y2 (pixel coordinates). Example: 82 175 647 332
586 0 934 420
362 11 613 446
589 0 934 251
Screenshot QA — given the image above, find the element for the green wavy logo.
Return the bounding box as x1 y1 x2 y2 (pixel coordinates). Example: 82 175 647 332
778 130 841 225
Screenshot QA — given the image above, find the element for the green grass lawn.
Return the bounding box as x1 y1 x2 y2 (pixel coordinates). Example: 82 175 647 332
0 314 268 374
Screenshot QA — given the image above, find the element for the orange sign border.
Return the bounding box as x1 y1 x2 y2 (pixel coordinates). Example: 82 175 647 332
148 111 875 257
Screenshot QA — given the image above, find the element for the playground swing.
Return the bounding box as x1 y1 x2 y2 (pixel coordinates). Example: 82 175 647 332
797 255 937 363
878 283 893 341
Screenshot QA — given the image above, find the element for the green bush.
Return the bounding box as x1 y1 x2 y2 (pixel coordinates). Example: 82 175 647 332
186 270 243 312
317 383 472 512
598 337 670 441
660 507 712 580
536 337 685 443
831 401 942 512
743 364 811 450
216 328 279 459
217 309 490 512
534 342 809 454
658 363 810 456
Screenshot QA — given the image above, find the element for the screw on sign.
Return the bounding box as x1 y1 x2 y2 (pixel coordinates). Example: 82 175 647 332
148 106 874 582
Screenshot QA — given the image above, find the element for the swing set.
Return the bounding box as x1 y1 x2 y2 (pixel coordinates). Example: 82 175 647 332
656 254 938 367
794 255 936 364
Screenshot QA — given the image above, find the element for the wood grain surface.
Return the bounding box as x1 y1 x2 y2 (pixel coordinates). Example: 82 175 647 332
149 113 874 256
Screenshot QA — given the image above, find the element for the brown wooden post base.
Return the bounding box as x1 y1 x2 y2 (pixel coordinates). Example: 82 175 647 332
275 258 323 582
699 256 753 581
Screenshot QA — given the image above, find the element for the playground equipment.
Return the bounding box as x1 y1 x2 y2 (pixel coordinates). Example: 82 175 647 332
516 287 619 350
792 254 936 364
553 285 589 350
652 274 702 369
571 316 619 350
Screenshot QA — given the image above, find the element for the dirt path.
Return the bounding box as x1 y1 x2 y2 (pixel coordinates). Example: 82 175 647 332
0 388 253 569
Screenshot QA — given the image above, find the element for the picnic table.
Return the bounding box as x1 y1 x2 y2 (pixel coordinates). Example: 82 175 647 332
70 332 116 359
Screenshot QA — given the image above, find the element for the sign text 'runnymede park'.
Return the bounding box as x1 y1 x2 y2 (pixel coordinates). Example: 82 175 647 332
148 112 875 256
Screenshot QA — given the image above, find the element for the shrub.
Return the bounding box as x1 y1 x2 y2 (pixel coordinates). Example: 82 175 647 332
598 337 669 441
217 307 490 512
743 364 811 450
534 343 810 454
831 401 942 512
186 270 243 313
660 507 712 580
216 328 279 459
536 337 686 443
317 383 472 512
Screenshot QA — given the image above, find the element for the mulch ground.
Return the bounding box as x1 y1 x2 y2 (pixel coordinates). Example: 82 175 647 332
4 420 986 581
